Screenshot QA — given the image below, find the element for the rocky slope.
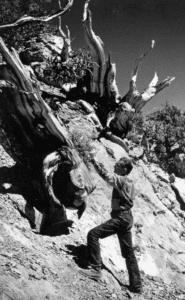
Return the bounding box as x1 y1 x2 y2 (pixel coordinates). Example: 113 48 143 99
1 134 185 299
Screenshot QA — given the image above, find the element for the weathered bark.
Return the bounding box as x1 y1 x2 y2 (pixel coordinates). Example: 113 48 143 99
0 40 72 150
0 38 95 233
83 0 120 102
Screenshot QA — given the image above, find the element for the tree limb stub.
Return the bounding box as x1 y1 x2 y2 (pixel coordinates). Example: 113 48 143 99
122 40 175 113
0 0 74 31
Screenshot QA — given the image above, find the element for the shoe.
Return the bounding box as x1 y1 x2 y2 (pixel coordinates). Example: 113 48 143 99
129 285 143 294
79 266 102 280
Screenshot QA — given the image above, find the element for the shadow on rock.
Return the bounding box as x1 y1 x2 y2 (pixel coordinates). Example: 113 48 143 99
0 164 40 206
0 164 47 231
0 165 19 193
40 219 74 236
65 244 88 268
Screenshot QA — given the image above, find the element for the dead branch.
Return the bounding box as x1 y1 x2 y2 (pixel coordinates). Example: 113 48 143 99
0 0 74 31
122 41 175 113
136 76 175 112
58 0 72 62
132 40 155 84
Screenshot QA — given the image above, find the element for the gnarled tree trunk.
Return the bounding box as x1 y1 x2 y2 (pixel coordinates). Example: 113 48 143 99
0 37 95 233
0 0 175 233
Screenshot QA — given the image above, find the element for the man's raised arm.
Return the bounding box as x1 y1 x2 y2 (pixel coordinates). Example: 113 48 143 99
91 156 123 190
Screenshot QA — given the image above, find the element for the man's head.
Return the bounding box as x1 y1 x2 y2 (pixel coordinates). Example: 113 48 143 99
114 157 133 176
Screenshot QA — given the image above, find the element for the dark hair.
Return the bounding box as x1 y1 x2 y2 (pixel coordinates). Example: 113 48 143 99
115 157 133 174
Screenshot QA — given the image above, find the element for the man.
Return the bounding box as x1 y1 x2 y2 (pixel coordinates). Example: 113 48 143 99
79 155 142 294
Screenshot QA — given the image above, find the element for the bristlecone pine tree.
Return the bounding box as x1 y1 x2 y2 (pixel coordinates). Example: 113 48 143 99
0 0 175 233
144 103 185 173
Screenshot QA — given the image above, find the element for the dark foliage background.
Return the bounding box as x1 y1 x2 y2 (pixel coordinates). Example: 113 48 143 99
0 0 57 50
131 103 185 173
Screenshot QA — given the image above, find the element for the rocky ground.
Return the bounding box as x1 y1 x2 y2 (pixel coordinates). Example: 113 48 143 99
0 142 185 300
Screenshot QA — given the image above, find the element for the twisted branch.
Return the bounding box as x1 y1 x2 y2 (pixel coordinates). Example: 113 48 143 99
122 40 175 113
0 0 74 31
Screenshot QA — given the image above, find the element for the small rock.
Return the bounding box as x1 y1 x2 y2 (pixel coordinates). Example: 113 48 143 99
176 295 185 300
2 183 12 189
0 235 4 243
152 276 163 283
